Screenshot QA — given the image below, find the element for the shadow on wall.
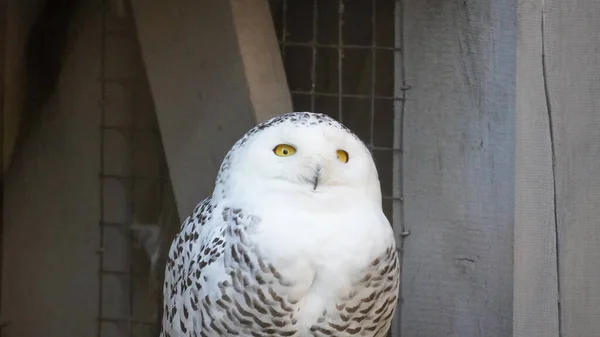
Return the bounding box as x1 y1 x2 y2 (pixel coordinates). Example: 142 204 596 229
1 0 80 330
10 0 82 170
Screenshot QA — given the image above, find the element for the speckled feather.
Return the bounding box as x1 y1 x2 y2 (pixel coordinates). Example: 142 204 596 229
161 112 400 337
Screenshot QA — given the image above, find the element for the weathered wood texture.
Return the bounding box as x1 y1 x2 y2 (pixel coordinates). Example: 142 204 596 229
1 2 100 336
131 0 291 218
513 1 560 336
515 1 600 336
548 1 600 332
401 1 516 335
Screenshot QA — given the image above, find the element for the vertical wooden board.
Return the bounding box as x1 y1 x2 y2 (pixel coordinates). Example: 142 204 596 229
513 0 560 336
1 1 100 336
543 1 600 335
401 1 515 335
131 0 291 218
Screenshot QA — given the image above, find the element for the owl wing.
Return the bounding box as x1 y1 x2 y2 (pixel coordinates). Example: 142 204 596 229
354 244 400 337
160 197 228 337
161 199 279 337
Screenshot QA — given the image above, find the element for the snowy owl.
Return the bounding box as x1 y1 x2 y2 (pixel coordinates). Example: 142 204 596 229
161 112 400 337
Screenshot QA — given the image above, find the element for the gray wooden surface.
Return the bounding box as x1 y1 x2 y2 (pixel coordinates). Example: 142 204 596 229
545 2 600 335
513 1 560 336
515 1 600 336
400 1 516 335
130 0 291 218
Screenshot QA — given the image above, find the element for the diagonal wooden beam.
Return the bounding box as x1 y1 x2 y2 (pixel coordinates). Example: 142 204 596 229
131 0 291 218
230 0 292 123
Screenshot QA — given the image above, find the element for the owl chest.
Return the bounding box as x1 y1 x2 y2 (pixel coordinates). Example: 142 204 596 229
252 208 382 265
211 206 395 335
212 235 397 337
219 256 396 337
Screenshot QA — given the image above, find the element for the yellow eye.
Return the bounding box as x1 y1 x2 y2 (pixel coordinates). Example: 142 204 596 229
273 144 296 157
337 150 349 163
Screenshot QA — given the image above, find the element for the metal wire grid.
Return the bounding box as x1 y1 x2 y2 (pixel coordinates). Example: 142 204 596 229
98 1 165 336
271 0 404 220
270 0 405 335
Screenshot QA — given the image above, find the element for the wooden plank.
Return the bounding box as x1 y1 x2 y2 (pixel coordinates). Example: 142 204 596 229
131 0 291 217
1 2 100 336
513 1 560 336
541 1 600 335
400 1 515 335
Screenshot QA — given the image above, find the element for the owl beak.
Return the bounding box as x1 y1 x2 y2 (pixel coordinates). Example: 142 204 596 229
311 173 319 190
311 165 322 190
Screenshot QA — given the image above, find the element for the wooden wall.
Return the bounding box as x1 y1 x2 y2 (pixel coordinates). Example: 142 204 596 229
400 1 516 336
399 1 600 335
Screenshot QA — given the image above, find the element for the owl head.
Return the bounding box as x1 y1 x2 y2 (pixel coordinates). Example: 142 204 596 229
213 112 382 208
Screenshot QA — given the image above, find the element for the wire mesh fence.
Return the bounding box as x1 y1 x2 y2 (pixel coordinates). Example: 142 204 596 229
98 1 171 336
269 1 405 335
269 0 403 221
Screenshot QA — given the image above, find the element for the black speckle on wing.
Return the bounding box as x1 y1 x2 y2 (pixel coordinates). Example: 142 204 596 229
160 197 302 337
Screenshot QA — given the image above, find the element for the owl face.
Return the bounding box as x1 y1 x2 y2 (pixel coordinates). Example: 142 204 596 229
216 112 381 205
